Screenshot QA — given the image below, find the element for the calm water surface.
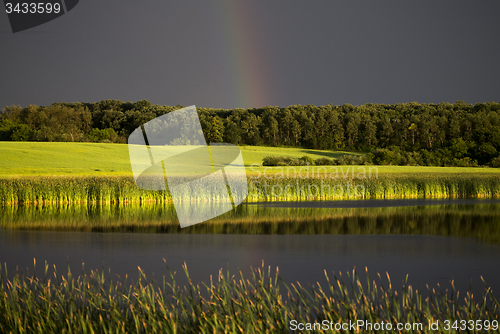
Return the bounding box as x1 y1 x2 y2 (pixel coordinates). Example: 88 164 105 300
0 199 499 297
245 198 500 208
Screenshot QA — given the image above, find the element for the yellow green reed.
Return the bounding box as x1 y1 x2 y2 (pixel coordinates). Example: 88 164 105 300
1 173 500 205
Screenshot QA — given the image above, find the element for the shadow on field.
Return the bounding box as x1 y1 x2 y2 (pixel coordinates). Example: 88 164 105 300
300 150 359 159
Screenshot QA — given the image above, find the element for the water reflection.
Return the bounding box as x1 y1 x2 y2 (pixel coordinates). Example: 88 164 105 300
1 199 500 300
1 199 500 244
247 198 500 208
0 231 499 300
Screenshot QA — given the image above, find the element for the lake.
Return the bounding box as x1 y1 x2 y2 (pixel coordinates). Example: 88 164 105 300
1 199 499 298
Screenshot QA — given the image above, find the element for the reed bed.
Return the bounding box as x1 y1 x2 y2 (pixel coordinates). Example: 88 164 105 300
1 173 500 205
0 176 169 205
247 174 500 201
0 261 498 333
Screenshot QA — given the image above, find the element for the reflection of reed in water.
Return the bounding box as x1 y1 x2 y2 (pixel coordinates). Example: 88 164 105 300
1 203 500 244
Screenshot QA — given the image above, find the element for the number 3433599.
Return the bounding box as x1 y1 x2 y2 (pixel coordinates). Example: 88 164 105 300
5 2 62 14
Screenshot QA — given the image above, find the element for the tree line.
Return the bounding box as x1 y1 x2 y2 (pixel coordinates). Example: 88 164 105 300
1 99 500 166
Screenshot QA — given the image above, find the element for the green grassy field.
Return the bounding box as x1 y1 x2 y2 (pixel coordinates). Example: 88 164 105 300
2 142 500 205
0 142 136 176
0 142 360 176
1 141 500 176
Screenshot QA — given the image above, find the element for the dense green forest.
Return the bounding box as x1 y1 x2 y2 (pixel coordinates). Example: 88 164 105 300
2 100 500 167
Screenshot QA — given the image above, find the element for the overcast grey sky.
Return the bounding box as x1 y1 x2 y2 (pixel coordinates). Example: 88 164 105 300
1 0 499 109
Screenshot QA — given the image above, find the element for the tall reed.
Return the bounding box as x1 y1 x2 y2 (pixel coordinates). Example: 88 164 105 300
247 173 500 201
0 176 170 205
0 261 498 333
1 173 500 205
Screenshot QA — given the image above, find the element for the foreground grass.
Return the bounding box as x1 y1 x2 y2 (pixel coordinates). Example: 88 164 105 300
0 262 498 333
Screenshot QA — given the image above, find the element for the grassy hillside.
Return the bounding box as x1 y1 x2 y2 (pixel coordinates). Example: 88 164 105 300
1 141 500 176
0 142 360 176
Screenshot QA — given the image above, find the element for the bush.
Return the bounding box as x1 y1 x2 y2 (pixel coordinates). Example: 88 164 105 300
337 154 368 165
262 156 284 166
262 156 312 167
474 143 498 165
263 150 484 168
371 149 403 165
452 157 478 167
299 156 315 165
314 157 336 166
491 156 500 168
0 119 34 141
400 151 421 166
262 156 298 166
87 128 118 143
10 124 34 141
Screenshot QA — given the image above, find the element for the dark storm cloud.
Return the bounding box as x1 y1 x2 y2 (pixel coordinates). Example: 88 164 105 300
0 0 498 109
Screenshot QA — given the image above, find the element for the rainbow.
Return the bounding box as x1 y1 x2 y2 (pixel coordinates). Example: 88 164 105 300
211 1 274 108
